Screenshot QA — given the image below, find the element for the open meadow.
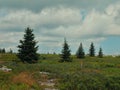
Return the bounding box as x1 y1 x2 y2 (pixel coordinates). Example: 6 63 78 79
0 53 120 90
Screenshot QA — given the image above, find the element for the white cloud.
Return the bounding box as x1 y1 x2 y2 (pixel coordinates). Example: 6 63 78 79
0 7 82 29
0 2 120 54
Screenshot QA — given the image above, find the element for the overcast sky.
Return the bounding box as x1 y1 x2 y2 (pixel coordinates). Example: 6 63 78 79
0 0 120 55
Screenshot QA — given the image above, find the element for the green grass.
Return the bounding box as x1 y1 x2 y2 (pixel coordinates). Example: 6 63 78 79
0 54 120 90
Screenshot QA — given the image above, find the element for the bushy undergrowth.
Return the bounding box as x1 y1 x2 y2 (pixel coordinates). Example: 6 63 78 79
0 54 120 90
58 72 120 90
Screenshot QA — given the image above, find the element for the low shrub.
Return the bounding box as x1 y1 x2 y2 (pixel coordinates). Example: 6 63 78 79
58 72 120 90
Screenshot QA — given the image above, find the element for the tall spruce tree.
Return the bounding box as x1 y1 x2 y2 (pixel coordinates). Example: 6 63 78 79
98 47 103 58
76 43 85 58
17 27 39 63
60 38 71 62
89 42 95 57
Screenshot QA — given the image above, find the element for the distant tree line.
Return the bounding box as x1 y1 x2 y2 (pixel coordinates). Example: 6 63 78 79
17 27 104 63
0 48 6 53
0 48 13 54
76 42 103 59
60 39 104 62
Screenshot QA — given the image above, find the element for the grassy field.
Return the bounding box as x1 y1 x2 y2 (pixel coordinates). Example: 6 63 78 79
0 53 120 90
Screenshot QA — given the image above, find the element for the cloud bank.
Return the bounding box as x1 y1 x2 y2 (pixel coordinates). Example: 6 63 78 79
0 1 120 54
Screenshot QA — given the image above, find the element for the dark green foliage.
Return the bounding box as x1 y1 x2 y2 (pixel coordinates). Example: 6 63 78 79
17 27 39 63
98 47 103 58
89 42 95 57
60 38 71 62
76 43 85 58
8 48 13 54
53 52 56 55
0 49 1 53
2 48 6 53
0 48 6 53
59 72 120 90
105 76 120 90
1 54 120 90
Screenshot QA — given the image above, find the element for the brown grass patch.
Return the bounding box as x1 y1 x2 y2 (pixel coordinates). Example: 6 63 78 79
116 64 120 68
0 61 5 64
12 72 36 86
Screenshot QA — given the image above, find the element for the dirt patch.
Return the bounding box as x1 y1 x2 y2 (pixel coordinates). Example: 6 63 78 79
39 79 56 87
38 72 58 90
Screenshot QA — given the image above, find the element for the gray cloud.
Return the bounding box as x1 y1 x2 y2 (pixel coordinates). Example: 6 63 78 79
0 0 119 12
0 0 120 54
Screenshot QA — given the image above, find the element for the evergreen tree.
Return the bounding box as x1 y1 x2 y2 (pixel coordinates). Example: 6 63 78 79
53 52 56 55
9 48 13 54
60 38 71 62
0 48 3 53
76 43 85 58
0 49 1 53
17 27 39 63
2 48 6 53
98 47 103 58
89 42 95 57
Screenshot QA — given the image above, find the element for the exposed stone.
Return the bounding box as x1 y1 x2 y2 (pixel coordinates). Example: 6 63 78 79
45 88 58 90
39 71 50 75
0 65 12 72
